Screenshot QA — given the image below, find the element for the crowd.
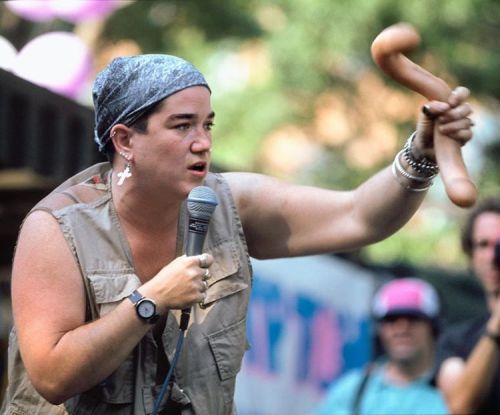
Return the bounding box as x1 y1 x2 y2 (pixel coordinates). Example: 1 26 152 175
314 196 500 415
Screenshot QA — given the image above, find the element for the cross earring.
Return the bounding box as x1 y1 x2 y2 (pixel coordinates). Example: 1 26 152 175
117 152 132 186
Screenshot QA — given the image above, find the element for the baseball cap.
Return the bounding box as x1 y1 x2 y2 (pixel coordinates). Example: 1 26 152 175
372 278 440 321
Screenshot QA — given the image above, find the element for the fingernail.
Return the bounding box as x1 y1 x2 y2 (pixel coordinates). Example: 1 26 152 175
422 105 437 119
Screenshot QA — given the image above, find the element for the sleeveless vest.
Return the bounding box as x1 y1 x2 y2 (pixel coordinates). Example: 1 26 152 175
2 163 252 415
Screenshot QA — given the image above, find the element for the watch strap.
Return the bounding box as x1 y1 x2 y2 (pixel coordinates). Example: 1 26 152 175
128 289 143 305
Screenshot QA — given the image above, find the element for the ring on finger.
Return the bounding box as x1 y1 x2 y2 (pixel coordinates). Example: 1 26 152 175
203 268 210 280
203 280 209 291
201 291 207 304
198 253 208 268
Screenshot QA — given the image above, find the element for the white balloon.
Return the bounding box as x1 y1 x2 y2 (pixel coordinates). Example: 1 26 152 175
0 36 17 71
13 32 92 99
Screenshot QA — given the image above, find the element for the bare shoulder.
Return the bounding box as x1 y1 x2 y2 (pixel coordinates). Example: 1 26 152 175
437 356 465 390
14 210 74 270
221 172 295 218
12 209 85 328
222 171 275 197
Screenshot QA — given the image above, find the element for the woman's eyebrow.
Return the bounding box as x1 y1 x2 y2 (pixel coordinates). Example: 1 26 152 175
168 111 215 121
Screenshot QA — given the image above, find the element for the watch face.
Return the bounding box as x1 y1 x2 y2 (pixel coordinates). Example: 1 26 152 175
137 299 156 319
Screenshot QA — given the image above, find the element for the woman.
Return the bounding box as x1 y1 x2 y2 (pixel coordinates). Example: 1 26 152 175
2 54 473 414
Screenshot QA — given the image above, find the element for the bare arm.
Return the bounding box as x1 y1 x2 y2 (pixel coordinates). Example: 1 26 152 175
224 166 425 259
438 304 500 414
225 89 473 259
12 211 210 404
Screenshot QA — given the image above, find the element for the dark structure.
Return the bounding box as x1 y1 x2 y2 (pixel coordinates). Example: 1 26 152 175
0 68 105 265
0 68 105 402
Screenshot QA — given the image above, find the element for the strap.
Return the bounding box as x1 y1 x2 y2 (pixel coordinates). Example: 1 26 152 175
352 363 375 414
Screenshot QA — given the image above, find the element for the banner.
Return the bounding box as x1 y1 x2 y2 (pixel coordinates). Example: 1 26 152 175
235 254 377 415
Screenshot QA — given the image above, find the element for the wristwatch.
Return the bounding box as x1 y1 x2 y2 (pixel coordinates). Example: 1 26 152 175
128 290 159 324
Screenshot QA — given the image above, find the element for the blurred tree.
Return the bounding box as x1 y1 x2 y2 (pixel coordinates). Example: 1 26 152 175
1 0 498 267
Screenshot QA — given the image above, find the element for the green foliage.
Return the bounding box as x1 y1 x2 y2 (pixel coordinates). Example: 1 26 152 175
2 0 499 266
102 0 262 54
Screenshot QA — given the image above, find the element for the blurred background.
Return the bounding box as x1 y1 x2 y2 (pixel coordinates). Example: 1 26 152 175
0 0 498 413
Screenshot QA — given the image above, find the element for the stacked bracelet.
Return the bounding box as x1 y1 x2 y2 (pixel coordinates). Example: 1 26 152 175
392 132 439 192
403 132 440 177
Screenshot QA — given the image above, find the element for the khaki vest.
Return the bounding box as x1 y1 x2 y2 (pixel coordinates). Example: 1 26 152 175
2 163 252 415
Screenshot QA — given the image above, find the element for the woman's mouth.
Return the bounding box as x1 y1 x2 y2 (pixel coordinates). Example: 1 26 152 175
189 162 207 175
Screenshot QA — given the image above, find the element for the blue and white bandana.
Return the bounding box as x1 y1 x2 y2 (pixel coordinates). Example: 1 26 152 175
92 54 210 153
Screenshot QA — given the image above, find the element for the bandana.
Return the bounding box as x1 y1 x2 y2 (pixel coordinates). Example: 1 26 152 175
92 54 210 153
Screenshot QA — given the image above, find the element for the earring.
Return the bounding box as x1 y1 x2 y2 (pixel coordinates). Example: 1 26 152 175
117 152 132 186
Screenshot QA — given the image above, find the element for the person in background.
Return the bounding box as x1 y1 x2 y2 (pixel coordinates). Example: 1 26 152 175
1 54 472 414
313 278 448 415
436 197 500 414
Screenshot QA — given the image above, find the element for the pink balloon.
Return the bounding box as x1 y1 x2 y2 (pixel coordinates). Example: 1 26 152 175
13 32 92 99
5 0 56 22
50 0 123 23
5 0 125 23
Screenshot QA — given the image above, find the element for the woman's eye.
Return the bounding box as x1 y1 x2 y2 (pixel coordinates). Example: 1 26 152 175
175 124 190 131
205 122 215 131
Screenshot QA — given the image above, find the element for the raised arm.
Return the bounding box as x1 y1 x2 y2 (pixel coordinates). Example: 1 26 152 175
225 165 423 259
225 88 473 259
438 299 500 414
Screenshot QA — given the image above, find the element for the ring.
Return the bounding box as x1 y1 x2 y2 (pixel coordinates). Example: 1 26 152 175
198 253 208 268
203 280 209 291
201 291 207 304
203 268 210 280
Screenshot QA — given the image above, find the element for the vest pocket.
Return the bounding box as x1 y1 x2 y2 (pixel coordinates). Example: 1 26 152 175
207 318 247 405
200 240 248 307
87 271 140 317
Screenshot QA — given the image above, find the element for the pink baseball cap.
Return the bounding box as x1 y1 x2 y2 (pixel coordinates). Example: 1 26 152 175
372 278 440 321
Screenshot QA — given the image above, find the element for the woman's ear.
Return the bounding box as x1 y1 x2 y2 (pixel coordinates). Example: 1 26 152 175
110 124 132 156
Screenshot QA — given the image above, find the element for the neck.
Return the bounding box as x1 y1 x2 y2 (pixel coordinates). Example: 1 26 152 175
384 353 433 385
111 174 183 234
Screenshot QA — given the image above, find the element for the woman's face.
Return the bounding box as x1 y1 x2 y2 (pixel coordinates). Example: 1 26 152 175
129 86 214 199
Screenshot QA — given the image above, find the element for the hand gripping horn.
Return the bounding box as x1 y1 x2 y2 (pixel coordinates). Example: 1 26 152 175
371 22 477 207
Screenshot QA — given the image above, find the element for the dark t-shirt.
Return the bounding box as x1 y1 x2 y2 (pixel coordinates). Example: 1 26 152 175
437 315 500 414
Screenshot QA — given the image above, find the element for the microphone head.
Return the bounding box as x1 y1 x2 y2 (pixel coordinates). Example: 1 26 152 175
187 186 218 221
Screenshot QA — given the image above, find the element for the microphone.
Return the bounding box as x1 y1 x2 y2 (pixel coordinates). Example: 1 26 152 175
180 186 218 330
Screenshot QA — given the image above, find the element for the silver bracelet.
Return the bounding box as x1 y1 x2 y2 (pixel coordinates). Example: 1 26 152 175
394 150 429 182
392 151 432 192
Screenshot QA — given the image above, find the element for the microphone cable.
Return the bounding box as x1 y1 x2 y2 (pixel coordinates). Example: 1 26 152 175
151 326 186 415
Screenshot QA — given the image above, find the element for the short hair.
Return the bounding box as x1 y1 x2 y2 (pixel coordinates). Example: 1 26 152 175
102 100 164 161
461 197 500 257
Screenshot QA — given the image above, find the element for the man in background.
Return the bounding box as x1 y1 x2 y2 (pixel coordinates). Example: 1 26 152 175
314 278 448 415
437 197 500 414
